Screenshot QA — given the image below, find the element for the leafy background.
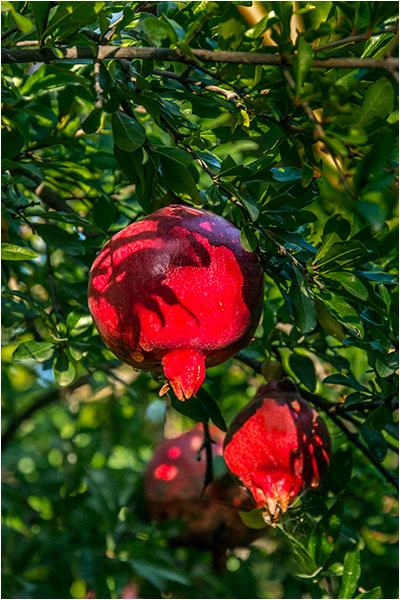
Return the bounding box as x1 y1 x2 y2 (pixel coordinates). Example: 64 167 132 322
1 1 398 599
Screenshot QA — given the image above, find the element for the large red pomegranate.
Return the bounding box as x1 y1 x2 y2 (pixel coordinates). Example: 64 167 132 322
223 381 331 525
144 424 258 556
88 205 263 400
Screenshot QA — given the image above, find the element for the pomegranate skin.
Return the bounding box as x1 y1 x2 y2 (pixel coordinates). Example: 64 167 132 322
144 425 257 552
88 204 263 401
223 381 331 525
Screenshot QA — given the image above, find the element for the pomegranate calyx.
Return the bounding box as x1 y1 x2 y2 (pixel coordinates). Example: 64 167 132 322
162 348 205 401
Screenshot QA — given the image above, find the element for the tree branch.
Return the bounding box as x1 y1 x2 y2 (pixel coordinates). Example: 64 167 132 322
315 26 398 52
2 45 398 71
153 68 245 108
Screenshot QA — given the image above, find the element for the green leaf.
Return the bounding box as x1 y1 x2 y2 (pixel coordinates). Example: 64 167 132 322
152 146 193 168
81 109 102 134
359 77 395 126
42 1 106 40
357 271 397 284
338 547 361 599
240 225 258 252
289 352 316 392
31 1 51 39
375 352 398 378
356 587 382 599
315 241 367 271
308 502 343 567
323 374 368 392
111 111 146 152
141 14 179 45
35 224 84 256
277 523 318 576
13 12 35 34
271 167 302 182
53 352 76 387
197 389 227 432
13 341 55 362
241 196 260 222
2 128 24 160
171 394 208 423
317 292 364 338
315 215 351 263
93 196 116 231
129 558 189 590
239 509 267 530
290 266 316 334
161 159 203 205
327 448 353 494
294 36 313 93
66 312 93 337
326 272 368 301
1 244 38 261
361 424 387 462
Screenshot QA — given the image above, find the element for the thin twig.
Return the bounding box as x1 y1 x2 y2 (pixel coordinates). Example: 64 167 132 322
255 223 324 289
192 64 246 95
93 58 105 109
153 68 245 108
281 65 324 137
2 25 18 41
339 411 399 455
281 63 356 199
101 1 149 43
315 26 398 52
46 244 60 324
199 421 214 495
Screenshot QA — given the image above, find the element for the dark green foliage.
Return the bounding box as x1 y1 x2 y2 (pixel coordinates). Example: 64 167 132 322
2 1 398 599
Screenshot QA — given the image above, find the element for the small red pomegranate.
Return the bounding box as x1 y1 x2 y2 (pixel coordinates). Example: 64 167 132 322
144 425 257 555
223 381 331 525
88 205 263 400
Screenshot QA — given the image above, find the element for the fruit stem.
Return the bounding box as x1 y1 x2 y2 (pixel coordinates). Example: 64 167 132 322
200 421 214 496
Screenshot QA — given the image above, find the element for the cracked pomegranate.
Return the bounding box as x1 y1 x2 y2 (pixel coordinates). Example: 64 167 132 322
88 205 263 400
223 381 331 525
144 425 257 553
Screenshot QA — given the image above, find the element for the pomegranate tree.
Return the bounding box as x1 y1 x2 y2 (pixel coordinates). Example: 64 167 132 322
223 381 331 525
88 205 263 400
144 425 257 555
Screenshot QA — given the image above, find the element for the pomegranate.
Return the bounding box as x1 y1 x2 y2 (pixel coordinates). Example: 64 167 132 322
144 425 257 554
223 381 331 525
85 581 139 599
88 205 263 400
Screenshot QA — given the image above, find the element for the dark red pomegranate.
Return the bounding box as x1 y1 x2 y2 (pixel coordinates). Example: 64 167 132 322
88 205 263 400
223 381 331 525
144 425 258 554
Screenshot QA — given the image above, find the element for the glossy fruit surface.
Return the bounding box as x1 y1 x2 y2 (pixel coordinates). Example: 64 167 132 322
223 381 331 525
88 204 263 400
144 425 257 552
